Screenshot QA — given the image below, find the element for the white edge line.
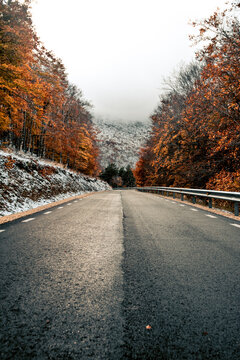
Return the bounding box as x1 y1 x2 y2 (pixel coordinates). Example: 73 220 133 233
0 230 5 233
231 223 240 229
206 215 217 218
58 206 64 209
44 211 52 214
22 218 35 223
190 209 198 211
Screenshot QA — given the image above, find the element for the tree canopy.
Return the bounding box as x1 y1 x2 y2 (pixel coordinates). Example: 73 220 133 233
0 0 99 176
135 2 240 191
100 163 136 188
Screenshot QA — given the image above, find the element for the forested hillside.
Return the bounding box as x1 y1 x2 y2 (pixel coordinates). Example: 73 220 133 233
95 118 151 169
2 0 239 194
0 0 99 176
135 2 240 191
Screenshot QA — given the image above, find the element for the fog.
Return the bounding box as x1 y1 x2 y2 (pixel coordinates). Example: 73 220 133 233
31 0 228 122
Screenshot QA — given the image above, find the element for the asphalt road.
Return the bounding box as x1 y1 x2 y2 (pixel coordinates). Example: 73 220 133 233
0 190 240 359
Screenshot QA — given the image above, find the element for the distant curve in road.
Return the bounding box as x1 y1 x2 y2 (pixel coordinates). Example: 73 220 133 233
0 190 239 359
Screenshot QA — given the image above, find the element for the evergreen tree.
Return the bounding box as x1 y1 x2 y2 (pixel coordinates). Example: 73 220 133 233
122 165 136 187
99 163 136 188
99 163 119 186
118 167 125 180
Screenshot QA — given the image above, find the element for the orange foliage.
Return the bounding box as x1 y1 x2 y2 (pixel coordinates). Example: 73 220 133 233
0 0 99 176
135 2 240 190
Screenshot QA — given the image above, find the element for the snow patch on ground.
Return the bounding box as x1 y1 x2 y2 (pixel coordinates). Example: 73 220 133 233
0 150 111 216
95 119 151 169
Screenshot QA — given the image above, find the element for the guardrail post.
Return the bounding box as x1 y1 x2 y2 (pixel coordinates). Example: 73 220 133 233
139 187 240 217
234 202 239 216
208 198 212 208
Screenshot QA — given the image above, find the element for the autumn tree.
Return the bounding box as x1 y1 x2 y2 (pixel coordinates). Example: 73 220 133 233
191 1 240 190
0 0 36 143
0 0 100 176
135 1 240 190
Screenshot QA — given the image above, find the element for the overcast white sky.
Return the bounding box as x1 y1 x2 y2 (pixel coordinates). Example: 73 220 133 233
31 0 228 122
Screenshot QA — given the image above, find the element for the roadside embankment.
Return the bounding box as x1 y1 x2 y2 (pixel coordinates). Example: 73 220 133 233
0 150 111 217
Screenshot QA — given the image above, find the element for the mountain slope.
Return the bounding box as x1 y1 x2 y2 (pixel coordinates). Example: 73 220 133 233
95 119 151 169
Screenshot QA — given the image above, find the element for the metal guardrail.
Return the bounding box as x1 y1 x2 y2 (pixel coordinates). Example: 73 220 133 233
136 186 240 216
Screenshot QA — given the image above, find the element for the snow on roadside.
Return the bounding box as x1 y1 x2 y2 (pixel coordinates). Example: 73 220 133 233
0 150 111 216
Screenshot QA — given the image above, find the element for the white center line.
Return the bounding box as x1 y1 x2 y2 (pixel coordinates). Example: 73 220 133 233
231 223 240 229
206 214 217 219
22 218 35 223
190 208 198 212
0 230 5 233
44 211 52 215
58 206 64 209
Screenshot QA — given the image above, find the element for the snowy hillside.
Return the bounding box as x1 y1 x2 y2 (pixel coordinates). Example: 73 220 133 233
0 150 111 216
95 119 151 169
